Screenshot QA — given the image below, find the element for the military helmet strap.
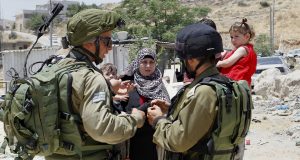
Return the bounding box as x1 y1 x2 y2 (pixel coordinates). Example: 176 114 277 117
75 46 100 65
94 36 102 65
182 58 205 79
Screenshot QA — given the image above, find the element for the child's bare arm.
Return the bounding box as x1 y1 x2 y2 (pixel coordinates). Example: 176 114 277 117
216 47 248 68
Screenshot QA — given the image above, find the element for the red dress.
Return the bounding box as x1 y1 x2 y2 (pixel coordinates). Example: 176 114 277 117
220 44 257 86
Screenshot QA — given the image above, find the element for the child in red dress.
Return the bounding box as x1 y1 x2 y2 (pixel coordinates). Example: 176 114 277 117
217 18 257 87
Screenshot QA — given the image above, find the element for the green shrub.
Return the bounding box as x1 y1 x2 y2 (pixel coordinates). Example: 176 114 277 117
254 34 272 57
260 1 270 8
238 2 248 7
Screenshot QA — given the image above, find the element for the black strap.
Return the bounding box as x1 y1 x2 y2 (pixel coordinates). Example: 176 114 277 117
189 138 238 157
22 99 34 114
165 150 184 160
213 147 238 155
66 73 74 113
66 72 86 142
59 112 81 122
241 87 252 137
61 141 75 151
74 46 99 64
200 75 233 89
200 76 234 113
94 36 101 65
29 55 63 75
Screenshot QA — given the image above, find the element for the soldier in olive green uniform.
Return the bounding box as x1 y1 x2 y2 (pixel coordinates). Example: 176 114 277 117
47 9 145 160
147 23 248 160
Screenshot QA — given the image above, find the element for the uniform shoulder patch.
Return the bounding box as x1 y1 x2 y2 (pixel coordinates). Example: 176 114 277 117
92 92 106 103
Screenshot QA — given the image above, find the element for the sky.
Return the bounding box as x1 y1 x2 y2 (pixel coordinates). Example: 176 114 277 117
0 0 122 20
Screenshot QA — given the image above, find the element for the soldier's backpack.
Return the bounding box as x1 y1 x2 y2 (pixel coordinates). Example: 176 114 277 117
0 58 107 160
166 75 253 160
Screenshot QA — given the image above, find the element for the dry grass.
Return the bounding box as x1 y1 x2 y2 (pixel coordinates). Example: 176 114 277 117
54 0 300 52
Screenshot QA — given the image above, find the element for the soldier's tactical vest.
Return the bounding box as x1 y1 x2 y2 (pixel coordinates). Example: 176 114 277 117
166 75 253 160
0 57 113 160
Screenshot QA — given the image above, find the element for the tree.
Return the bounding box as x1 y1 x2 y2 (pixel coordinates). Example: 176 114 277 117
114 0 211 42
254 34 272 57
66 3 99 17
25 13 44 34
113 0 211 69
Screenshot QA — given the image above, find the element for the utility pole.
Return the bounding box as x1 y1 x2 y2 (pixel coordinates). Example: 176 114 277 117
0 1 4 51
0 0 2 52
49 0 53 47
270 0 275 54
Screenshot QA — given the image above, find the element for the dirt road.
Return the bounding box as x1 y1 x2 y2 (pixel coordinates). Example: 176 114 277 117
1 113 299 159
244 113 300 160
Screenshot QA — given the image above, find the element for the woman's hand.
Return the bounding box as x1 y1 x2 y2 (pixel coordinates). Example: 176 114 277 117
147 105 163 126
118 80 136 94
151 99 170 114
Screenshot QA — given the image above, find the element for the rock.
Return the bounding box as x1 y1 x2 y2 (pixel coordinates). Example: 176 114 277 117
254 69 300 99
273 109 292 116
274 131 282 135
252 95 264 101
252 118 262 123
253 68 281 98
292 132 300 139
292 112 300 122
263 116 267 120
286 125 300 137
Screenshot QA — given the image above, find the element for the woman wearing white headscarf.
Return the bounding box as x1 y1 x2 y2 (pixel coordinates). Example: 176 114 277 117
121 48 170 160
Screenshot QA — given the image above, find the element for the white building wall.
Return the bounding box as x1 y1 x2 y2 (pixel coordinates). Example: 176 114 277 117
2 45 129 81
2 48 58 81
102 45 130 75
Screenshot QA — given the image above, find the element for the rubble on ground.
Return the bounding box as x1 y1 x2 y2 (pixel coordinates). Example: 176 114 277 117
252 68 300 146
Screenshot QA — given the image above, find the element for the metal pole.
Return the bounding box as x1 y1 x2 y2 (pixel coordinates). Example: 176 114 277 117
49 0 53 47
272 0 275 53
0 0 2 51
270 0 275 54
269 6 271 54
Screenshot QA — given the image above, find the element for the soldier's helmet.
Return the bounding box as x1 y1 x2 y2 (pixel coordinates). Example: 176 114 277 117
175 23 223 59
66 9 125 46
